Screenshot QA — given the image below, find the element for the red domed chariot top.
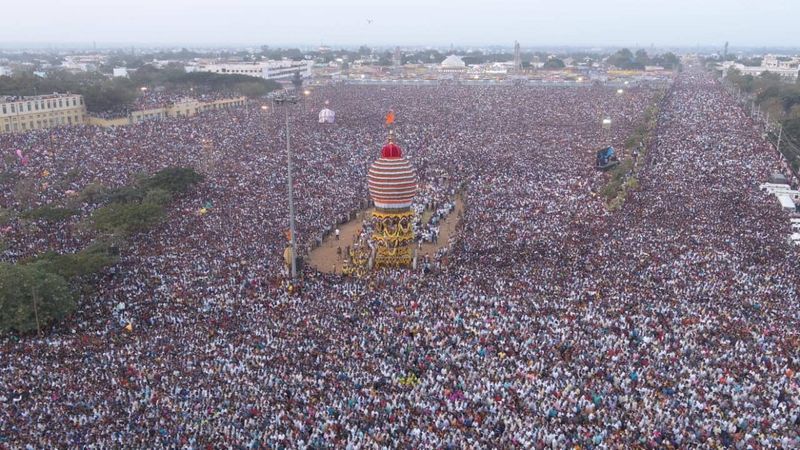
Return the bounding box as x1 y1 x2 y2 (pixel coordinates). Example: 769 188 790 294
368 137 417 210
381 142 403 158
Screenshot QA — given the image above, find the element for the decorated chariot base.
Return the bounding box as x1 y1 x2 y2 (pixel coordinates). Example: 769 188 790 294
307 124 463 275
306 196 464 276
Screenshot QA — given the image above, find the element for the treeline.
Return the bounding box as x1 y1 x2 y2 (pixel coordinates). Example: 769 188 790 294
0 65 281 112
0 167 203 335
725 69 800 171
601 98 663 210
606 49 680 70
0 70 137 112
132 64 282 98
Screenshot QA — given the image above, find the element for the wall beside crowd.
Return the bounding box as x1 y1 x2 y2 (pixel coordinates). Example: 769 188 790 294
87 96 247 127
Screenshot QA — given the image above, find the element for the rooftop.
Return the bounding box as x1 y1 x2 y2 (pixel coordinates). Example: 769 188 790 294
1 93 79 103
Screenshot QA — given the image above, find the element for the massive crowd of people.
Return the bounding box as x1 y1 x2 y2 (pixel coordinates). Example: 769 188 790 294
0 69 798 449
92 89 243 119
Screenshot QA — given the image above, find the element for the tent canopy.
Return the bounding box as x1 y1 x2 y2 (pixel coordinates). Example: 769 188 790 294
319 108 336 123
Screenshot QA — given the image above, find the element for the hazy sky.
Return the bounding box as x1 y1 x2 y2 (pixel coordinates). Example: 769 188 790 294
1 0 796 48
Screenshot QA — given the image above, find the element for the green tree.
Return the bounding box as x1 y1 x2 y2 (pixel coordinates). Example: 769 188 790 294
81 77 138 112
0 207 11 226
784 118 800 142
143 188 173 206
543 58 566 69
31 241 117 279
102 185 146 204
142 167 204 194
660 52 680 70
0 263 74 334
607 49 635 69
92 202 164 236
634 49 650 68
291 71 304 92
79 182 107 204
232 81 271 98
21 206 78 223
13 178 37 210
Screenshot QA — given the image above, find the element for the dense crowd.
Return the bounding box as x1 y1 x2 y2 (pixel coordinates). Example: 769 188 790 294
1 69 798 449
91 89 243 119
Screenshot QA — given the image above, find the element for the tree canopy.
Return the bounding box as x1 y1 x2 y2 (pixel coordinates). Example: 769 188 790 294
141 167 205 194
0 66 280 113
607 49 679 70
1 167 203 335
725 69 800 170
543 58 566 70
0 263 74 334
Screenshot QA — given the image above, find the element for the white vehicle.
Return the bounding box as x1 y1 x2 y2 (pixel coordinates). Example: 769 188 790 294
760 182 790 191
776 195 797 212
760 183 798 196
763 188 799 197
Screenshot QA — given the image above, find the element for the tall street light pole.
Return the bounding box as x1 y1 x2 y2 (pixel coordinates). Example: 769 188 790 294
302 89 311 114
272 92 300 281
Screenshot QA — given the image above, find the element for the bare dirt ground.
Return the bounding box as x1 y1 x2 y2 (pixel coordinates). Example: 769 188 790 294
307 197 464 274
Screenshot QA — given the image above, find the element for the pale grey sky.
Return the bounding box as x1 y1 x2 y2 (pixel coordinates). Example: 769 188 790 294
1 0 796 47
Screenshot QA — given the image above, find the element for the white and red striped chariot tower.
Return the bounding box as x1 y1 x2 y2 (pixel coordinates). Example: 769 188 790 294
367 127 418 268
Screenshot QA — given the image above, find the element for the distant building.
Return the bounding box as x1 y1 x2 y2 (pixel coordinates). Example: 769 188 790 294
1 93 86 134
186 60 313 81
472 62 512 76
61 54 105 72
722 55 800 81
440 55 467 73
0 66 11 76
513 41 522 72
113 67 129 78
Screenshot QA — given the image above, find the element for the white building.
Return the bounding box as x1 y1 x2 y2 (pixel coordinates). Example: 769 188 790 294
186 60 313 81
61 54 105 72
473 62 512 75
112 67 129 78
722 55 800 81
0 66 11 76
440 55 467 74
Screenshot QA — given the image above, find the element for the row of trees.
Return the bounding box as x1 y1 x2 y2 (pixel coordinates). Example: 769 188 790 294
0 70 138 112
0 167 203 335
606 49 680 70
601 99 662 210
0 65 281 113
724 69 800 171
131 64 282 98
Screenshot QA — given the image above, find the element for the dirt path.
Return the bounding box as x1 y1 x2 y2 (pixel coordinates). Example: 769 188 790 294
307 197 464 274
417 196 463 261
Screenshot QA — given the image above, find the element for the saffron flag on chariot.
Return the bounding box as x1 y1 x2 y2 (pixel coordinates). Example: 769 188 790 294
385 110 395 126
